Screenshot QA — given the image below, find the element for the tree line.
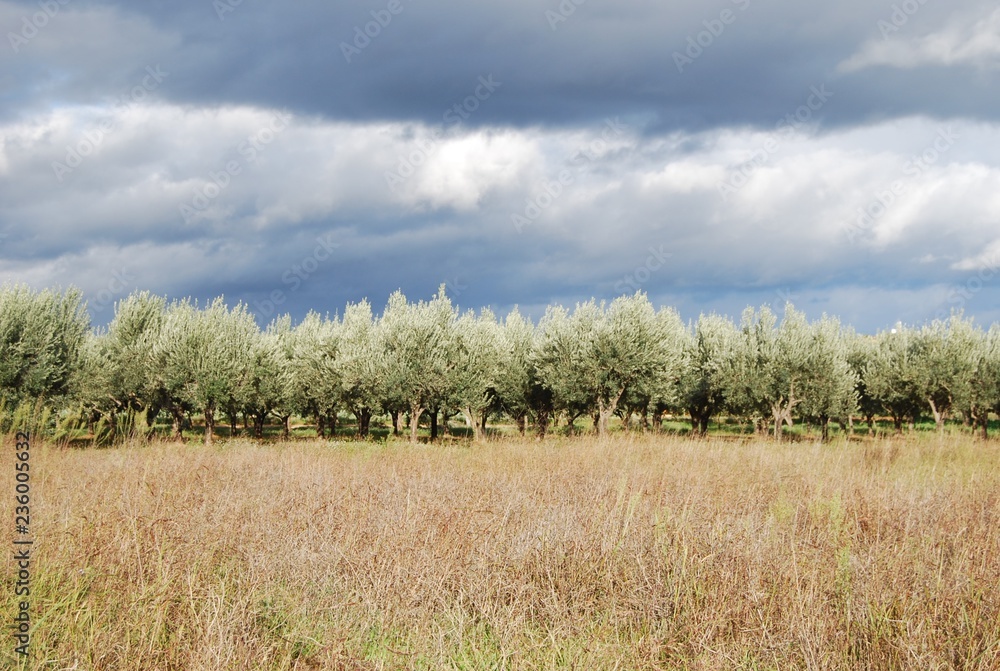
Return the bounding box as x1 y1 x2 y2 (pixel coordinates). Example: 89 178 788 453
2 283 999 444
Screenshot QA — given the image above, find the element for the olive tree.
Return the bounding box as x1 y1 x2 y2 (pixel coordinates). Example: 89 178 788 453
286 312 341 438
847 332 882 434
242 316 295 439
621 305 688 432
724 305 817 439
448 308 503 441
864 326 924 432
379 287 457 442
679 313 736 435
152 298 257 444
910 315 980 431
950 319 997 438
979 326 1000 437
0 284 89 417
533 303 597 433
74 291 165 439
336 300 383 438
798 315 858 441
536 293 684 437
492 308 551 436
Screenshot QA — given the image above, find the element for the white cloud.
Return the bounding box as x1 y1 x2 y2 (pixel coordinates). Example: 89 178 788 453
4 104 1000 329
840 8 1000 72
952 239 1000 271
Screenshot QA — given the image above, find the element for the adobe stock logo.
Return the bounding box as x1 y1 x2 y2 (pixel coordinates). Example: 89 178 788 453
614 246 672 293
52 66 170 182
340 0 412 63
7 0 72 53
673 0 751 73
383 75 501 191
253 234 341 320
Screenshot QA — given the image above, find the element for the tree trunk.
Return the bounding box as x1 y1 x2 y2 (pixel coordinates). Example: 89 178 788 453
355 407 372 439
652 408 664 433
535 409 549 438
430 408 438 441
821 415 830 443
317 414 326 440
699 416 709 436
282 415 290 440
463 408 482 442
253 414 265 439
597 408 616 437
516 413 526 436
204 405 215 446
771 403 787 441
480 411 487 437
409 404 423 443
928 399 944 432
170 405 185 442
596 388 625 437
229 413 237 438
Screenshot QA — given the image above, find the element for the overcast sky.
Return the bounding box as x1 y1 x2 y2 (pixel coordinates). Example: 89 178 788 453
2 0 999 332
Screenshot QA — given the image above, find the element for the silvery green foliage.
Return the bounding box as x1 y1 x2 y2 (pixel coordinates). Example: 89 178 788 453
75 291 165 437
863 325 924 431
7 284 1000 442
533 302 599 431
448 308 503 441
285 311 340 436
724 305 819 438
535 293 684 436
982 326 1000 423
798 315 858 439
335 300 382 438
152 297 257 444
932 316 1000 437
0 284 89 408
379 286 457 441
679 313 737 435
621 305 688 431
847 331 882 432
492 308 551 435
910 315 980 430
242 315 294 438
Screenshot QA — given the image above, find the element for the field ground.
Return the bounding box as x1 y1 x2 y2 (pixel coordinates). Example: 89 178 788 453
55 409 1000 446
2 434 999 670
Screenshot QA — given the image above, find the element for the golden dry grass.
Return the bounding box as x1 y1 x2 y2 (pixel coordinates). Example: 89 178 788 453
2 434 999 670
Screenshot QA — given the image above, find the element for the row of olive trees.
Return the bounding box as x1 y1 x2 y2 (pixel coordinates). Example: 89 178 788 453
3 282 1000 442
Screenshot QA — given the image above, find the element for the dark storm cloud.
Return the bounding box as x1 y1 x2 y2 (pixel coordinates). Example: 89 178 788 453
5 0 997 132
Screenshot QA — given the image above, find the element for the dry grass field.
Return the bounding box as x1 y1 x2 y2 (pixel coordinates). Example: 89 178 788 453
2 434 999 670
